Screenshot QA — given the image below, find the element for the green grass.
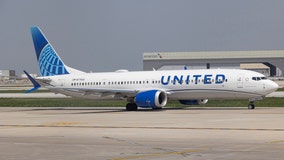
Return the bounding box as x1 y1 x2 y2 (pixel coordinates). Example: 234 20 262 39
188 98 284 107
0 98 125 107
277 88 284 91
0 98 283 107
166 98 284 108
0 90 50 93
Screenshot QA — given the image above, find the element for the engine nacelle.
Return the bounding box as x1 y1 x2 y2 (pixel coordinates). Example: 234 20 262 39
135 90 167 108
179 99 208 105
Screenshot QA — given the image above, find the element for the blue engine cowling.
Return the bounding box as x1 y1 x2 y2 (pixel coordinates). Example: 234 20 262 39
135 90 167 108
179 99 208 105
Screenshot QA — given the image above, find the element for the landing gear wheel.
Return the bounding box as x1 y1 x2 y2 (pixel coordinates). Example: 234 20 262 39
126 103 138 111
248 103 255 109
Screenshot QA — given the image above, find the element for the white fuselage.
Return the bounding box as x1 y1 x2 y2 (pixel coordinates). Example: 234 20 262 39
40 69 278 101
27 27 279 110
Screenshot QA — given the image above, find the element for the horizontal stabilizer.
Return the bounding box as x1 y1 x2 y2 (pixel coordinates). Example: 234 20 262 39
24 70 41 93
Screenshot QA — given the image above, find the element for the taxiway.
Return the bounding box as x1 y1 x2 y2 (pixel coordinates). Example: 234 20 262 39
0 107 283 160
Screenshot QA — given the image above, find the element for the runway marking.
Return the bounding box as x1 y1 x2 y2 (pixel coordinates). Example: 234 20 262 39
111 148 207 160
269 140 284 144
0 124 284 132
44 122 83 126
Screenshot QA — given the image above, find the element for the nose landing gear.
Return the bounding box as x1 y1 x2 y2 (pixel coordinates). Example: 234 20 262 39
248 96 264 110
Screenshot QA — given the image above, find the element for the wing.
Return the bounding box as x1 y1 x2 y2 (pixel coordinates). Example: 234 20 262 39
49 87 139 100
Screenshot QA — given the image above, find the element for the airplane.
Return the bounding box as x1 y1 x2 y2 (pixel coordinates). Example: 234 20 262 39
24 26 279 111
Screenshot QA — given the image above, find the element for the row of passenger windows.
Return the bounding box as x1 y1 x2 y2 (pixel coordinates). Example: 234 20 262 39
71 80 157 86
70 79 228 86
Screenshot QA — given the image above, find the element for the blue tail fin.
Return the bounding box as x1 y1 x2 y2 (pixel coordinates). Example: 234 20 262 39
31 27 69 76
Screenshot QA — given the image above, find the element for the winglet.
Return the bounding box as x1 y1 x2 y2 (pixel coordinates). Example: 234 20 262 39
24 70 41 93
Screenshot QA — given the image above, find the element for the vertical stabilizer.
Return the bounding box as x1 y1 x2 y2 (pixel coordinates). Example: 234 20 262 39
30 27 84 76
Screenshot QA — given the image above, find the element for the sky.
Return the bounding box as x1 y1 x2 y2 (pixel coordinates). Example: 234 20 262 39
1 0 284 75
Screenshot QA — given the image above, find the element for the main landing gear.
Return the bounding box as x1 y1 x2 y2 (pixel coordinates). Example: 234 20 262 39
248 102 255 109
126 103 138 111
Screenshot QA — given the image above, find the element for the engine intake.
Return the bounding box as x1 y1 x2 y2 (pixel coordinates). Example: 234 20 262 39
135 90 167 108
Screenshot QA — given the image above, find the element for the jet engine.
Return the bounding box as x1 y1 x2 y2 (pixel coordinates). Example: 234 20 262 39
135 90 167 108
179 99 208 105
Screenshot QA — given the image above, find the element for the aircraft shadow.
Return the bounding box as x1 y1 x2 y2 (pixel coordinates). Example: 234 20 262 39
14 106 248 115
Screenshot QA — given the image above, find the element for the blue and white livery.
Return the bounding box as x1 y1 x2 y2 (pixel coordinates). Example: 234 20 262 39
25 27 279 110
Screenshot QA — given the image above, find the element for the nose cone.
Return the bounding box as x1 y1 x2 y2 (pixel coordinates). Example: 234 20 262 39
266 80 279 94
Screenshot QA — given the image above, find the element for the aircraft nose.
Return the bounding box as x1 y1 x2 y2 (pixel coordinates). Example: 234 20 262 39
266 80 279 93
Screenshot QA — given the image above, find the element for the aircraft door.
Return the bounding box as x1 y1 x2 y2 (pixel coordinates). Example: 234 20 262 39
58 79 65 87
237 74 243 88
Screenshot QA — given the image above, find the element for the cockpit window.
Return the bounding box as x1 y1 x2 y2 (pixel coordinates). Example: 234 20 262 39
261 77 267 80
252 77 267 81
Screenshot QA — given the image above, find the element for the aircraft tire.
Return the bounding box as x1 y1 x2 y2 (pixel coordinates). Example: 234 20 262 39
126 103 138 111
248 104 255 109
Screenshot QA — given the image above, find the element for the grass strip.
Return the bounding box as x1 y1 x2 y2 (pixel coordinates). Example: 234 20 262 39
0 87 283 94
0 98 283 107
0 90 50 93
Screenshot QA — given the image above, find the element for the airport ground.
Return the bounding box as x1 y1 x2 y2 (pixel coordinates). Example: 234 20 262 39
0 86 283 159
0 107 283 160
